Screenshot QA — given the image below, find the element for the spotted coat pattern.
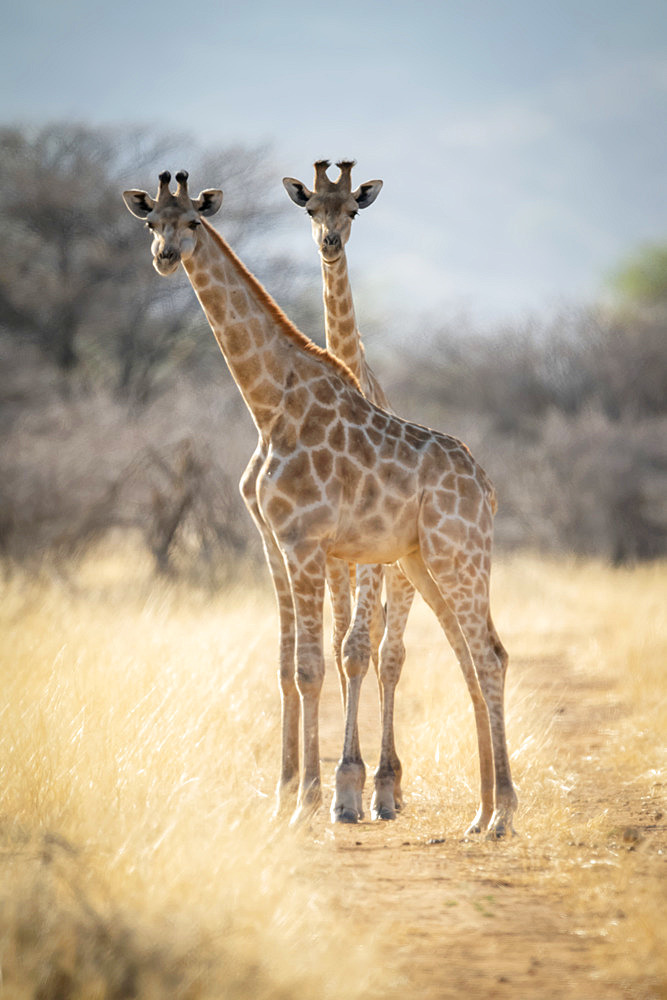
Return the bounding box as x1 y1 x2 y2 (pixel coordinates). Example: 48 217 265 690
123 172 518 837
283 159 417 822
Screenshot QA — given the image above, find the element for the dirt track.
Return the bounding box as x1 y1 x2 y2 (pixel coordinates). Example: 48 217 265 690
301 638 666 1000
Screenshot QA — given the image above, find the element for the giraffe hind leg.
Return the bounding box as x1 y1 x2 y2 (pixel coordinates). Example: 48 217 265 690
413 542 518 838
480 614 518 838
280 543 328 826
399 551 498 835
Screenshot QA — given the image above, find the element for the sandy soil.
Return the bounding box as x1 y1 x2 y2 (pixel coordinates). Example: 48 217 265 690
300 642 666 1000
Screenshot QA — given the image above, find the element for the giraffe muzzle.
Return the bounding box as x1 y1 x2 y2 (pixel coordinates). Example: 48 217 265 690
321 233 342 261
159 246 180 263
154 246 181 275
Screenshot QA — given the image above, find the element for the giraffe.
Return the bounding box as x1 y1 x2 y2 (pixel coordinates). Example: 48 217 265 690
123 170 518 838
283 159 416 822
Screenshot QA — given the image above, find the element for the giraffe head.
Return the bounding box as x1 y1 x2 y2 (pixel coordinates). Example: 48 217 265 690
123 171 223 275
283 160 382 263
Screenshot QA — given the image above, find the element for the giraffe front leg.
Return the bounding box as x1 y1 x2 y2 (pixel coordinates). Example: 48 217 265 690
239 451 299 819
479 617 518 839
276 620 300 817
331 564 382 823
372 566 413 820
281 544 327 826
266 555 299 818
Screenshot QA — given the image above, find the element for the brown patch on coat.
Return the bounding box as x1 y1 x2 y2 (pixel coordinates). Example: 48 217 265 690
312 448 334 482
360 475 380 509
265 495 293 525
230 288 248 315
328 421 346 452
348 426 375 467
457 484 482 524
285 386 310 420
234 356 263 385
225 323 251 355
312 379 337 406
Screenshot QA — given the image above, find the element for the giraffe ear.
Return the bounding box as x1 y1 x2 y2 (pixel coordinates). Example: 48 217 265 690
283 178 312 208
123 190 155 219
192 189 223 217
353 180 383 210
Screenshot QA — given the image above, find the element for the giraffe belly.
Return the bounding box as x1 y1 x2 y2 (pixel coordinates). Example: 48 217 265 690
328 513 418 565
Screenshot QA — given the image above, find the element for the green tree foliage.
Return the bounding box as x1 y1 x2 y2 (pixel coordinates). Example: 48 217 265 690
611 243 667 307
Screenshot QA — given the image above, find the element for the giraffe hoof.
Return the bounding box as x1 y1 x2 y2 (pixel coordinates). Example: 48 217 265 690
485 823 518 840
371 776 400 821
464 805 493 837
371 804 397 821
332 764 365 824
332 806 361 824
484 805 518 840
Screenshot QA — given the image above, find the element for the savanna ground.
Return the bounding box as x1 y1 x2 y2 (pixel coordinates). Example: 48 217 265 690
0 543 665 999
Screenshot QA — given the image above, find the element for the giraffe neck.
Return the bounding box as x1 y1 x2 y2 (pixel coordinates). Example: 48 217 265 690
321 252 367 382
183 220 358 437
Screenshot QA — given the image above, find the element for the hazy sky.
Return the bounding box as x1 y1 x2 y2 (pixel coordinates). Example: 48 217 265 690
2 0 666 328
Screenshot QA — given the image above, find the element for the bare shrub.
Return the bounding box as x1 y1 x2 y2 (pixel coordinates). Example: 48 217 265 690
0 124 302 406
1 121 665 567
0 338 261 578
530 409 667 563
384 306 667 561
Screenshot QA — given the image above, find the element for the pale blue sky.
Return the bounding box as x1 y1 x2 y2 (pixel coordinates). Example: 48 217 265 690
2 0 666 327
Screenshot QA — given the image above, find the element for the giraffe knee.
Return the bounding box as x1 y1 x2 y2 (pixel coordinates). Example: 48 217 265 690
296 661 324 697
342 626 371 680
279 659 296 693
378 637 406 686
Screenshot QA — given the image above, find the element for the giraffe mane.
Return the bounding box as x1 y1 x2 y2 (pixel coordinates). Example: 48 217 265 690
200 218 361 392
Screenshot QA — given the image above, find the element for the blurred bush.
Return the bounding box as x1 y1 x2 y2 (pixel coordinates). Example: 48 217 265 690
385 305 667 564
1 123 665 575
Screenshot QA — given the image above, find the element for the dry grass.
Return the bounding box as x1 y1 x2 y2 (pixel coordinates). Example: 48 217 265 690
0 543 665 998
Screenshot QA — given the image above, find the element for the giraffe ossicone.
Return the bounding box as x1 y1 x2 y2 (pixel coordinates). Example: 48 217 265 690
123 171 518 838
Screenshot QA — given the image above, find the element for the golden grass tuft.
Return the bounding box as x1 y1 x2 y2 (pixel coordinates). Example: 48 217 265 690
0 542 665 998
